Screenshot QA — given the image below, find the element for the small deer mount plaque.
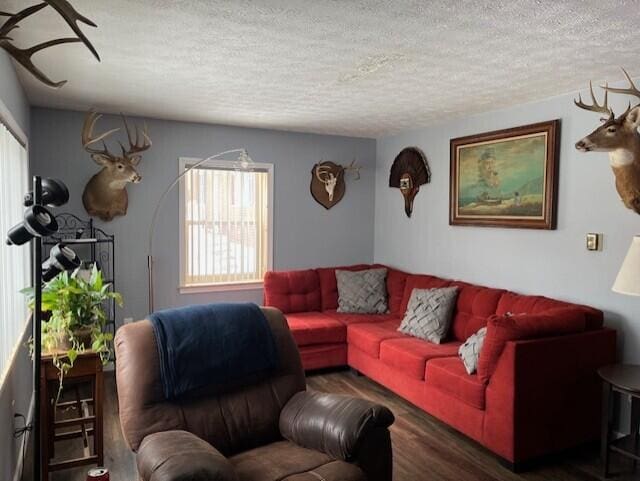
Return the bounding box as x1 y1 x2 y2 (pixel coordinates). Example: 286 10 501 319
310 160 361 209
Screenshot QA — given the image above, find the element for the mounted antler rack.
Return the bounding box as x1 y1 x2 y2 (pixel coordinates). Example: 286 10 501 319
310 158 362 210
0 0 100 88
81 109 152 221
343 158 362 180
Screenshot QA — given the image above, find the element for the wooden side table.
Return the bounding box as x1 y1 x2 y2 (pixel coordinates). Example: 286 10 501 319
599 364 640 478
40 350 104 480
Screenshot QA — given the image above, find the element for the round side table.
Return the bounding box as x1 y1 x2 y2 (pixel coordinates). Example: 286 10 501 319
599 364 640 478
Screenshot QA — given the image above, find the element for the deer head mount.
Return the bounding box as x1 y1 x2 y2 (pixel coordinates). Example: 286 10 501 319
0 0 99 88
81 110 152 222
575 68 640 215
389 147 431 217
310 160 361 209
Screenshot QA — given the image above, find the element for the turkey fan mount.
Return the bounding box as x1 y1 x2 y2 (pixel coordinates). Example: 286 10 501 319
389 147 431 217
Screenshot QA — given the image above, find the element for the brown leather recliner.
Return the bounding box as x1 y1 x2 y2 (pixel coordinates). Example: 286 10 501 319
115 307 394 481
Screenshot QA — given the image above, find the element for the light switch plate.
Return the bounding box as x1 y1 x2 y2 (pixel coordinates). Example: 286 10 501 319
586 233 602 251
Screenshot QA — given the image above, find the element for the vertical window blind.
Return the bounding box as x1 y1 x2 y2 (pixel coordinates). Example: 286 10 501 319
0 122 29 383
180 160 272 287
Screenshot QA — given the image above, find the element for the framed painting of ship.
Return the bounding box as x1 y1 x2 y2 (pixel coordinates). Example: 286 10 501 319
450 120 560 229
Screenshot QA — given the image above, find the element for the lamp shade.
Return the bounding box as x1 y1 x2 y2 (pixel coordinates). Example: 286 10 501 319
613 235 640 296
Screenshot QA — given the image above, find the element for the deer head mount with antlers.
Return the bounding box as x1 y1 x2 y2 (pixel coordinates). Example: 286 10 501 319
0 0 99 88
82 110 152 222
310 160 361 209
574 68 640 215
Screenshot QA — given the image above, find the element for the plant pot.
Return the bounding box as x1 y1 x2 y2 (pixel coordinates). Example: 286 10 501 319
72 326 93 349
52 326 93 351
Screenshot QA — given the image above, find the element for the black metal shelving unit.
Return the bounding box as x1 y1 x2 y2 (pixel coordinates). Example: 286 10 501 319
41 213 117 360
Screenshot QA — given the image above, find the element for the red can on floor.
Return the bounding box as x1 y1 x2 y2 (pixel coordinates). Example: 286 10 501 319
86 468 109 481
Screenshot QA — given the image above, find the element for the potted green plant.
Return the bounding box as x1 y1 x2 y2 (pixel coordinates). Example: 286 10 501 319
23 264 123 398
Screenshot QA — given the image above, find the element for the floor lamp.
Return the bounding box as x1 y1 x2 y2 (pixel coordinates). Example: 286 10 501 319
5 176 79 481
147 149 254 313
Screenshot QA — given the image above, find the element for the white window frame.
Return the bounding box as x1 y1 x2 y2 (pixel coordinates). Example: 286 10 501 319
178 157 274 293
0 99 30 389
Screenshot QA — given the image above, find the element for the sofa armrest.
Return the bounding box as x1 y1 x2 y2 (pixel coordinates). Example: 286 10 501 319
484 328 617 463
491 327 617 389
279 390 394 462
137 430 237 481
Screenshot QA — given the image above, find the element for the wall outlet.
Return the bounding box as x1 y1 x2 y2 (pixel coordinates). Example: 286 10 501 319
123 317 133 324
586 233 603 251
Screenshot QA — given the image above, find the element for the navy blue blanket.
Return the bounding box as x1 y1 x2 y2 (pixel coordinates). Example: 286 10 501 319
148 303 278 400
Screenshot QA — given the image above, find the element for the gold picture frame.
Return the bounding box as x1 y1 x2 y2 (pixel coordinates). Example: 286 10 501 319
450 120 560 229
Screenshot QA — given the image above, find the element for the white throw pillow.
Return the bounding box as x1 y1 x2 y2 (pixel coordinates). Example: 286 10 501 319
458 327 487 375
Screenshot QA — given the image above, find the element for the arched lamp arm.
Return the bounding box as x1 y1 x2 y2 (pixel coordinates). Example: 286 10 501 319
147 148 249 312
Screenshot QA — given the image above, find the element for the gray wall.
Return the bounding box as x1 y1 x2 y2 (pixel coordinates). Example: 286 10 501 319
0 50 32 481
374 81 640 365
30 108 376 320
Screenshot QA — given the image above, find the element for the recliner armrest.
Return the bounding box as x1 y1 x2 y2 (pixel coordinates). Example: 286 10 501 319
279 390 394 461
137 430 237 481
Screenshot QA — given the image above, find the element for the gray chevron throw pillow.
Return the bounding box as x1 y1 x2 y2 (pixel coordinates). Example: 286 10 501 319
336 268 388 314
458 327 487 375
398 287 459 344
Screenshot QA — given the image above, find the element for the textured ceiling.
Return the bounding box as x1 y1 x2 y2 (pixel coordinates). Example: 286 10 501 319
3 0 640 137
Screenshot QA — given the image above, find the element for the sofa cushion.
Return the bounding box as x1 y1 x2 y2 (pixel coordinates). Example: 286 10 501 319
449 282 506 342
324 310 396 325
496 291 603 330
373 265 410 316
285 312 346 346
425 357 486 410
347 321 403 358
264 269 321 314
379 338 461 380
298 344 347 371
336 268 388 314
399 274 450 315
398 287 459 344
231 440 366 481
316 265 372 311
477 307 587 383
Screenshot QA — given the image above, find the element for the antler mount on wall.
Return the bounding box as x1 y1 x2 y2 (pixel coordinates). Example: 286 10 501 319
82 110 152 222
0 0 99 88
310 159 361 209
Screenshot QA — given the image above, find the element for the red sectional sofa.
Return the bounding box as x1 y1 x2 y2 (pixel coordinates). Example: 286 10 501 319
263 264 617 468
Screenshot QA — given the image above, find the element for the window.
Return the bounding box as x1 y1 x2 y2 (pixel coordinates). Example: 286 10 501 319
0 122 29 383
179 158 273 291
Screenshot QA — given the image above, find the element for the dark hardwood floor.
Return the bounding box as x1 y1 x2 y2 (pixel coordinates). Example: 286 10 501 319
24 370 639 480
